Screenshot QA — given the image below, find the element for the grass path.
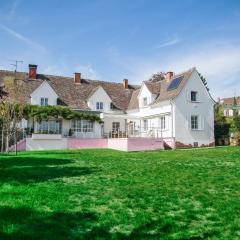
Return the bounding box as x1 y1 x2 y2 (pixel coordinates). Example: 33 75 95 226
0 147 240 239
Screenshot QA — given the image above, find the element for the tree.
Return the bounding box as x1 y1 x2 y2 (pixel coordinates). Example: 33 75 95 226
198 72 209 91
0 76 25 154
214 103 226 125
230 97 240 133
148 72 165 82
214 103 231 145
0 85 7 99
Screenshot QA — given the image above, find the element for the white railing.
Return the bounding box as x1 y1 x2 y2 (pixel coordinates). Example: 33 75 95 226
107 127 165 139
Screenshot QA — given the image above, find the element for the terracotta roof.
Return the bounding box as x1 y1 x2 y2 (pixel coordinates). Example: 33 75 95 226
144 81 161 94
127 68 195 110
221 97 240 106
127 89 140 110
0 70 139 110
152 68 194 104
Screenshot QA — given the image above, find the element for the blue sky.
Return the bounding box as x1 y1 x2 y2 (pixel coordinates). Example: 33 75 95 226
0 0 240 98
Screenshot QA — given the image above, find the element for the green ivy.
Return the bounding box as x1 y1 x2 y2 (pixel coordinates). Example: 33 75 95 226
22 104 102 123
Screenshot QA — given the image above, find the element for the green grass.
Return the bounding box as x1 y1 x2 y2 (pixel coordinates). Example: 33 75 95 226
0 147 240 239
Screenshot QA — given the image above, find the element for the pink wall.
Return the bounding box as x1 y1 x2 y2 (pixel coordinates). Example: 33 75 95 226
67 138 108 149
127 138 164 151
17 137 171 152
108 138 164 151
9 139 26 152
108 138 128 151
163 137 176 149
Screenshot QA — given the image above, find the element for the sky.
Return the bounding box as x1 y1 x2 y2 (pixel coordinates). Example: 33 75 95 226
0 0 240 99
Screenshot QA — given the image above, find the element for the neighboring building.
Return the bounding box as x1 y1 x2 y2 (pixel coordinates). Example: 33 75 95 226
218 97 240 117
0 64 215 151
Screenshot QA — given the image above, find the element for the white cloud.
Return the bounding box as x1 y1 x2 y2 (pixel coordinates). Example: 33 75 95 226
74 64 100 79
162 44 240 98
155 36 181 49
0 24 47 53
116 41 240 99
42 64 100 79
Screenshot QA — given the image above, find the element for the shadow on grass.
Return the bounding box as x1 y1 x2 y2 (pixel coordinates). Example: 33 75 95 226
0 156 75 167
0 206 220 240
0 156 97 185
0 206 112 240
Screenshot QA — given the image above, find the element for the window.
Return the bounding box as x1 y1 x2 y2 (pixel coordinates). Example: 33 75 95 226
143 119 148 131
193 142 199 147
82 120 94 132
37 120 61 134
191 91 197 102
229 109 233 116
112 122 120 132
40 97 48 106
224 109 229 117
160 116 166 130
96 102 103 110
110 103 118 110
71 120 93 133
143 97 148 107
191 115 198 130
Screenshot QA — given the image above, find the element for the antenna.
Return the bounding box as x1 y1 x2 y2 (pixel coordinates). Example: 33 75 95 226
10 60 23 72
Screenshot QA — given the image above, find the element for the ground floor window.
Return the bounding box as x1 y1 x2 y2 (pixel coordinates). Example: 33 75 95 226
143 119 148 131
112 122 120 132
71 120 94 133
191 115 198 130
37 120 61 134
160 116 166 130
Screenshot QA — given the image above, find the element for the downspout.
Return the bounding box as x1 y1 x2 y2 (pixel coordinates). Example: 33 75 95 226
170 99 175 149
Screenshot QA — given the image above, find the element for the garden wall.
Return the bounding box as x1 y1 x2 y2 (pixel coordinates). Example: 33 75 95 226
68 138 108 149
108 138 164 151
22 137 165 151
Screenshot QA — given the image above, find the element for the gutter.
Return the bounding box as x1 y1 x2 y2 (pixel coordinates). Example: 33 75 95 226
170 99 174 138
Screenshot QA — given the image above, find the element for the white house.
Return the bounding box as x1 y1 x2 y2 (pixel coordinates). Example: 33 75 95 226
0 65 215 151
218 97 240 117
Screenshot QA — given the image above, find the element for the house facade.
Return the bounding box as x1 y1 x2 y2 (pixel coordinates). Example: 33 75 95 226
218 97 240 117
0 64 215 151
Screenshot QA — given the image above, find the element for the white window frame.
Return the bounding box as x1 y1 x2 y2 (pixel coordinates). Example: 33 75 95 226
40 97 49 106
71 120 94 133
96 102 104 110
191 115 199 130
143 119 148 131
142 97 148 107
160 116 166 130
191 91 197 102
37 120 61 134
112 122 120 132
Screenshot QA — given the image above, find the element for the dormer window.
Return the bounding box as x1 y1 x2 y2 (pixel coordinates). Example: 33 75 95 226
191 91 197 102
40 97 48 106
96 102 103 110
143 97 148 107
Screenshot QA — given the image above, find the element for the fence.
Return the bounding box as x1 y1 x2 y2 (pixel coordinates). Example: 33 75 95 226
107 127 166 139
0 128 26 154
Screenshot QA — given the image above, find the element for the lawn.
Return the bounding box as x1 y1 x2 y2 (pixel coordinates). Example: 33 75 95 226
0 147 240 240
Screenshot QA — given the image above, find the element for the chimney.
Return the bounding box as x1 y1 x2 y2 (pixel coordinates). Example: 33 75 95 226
165 71 174 82
123 79 128 89
74 72 81 84
28 64 37 79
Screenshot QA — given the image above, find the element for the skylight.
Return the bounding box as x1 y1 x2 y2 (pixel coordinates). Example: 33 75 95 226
167 76 184 91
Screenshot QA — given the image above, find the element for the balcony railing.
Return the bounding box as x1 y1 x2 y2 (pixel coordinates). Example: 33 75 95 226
108 127 167 139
